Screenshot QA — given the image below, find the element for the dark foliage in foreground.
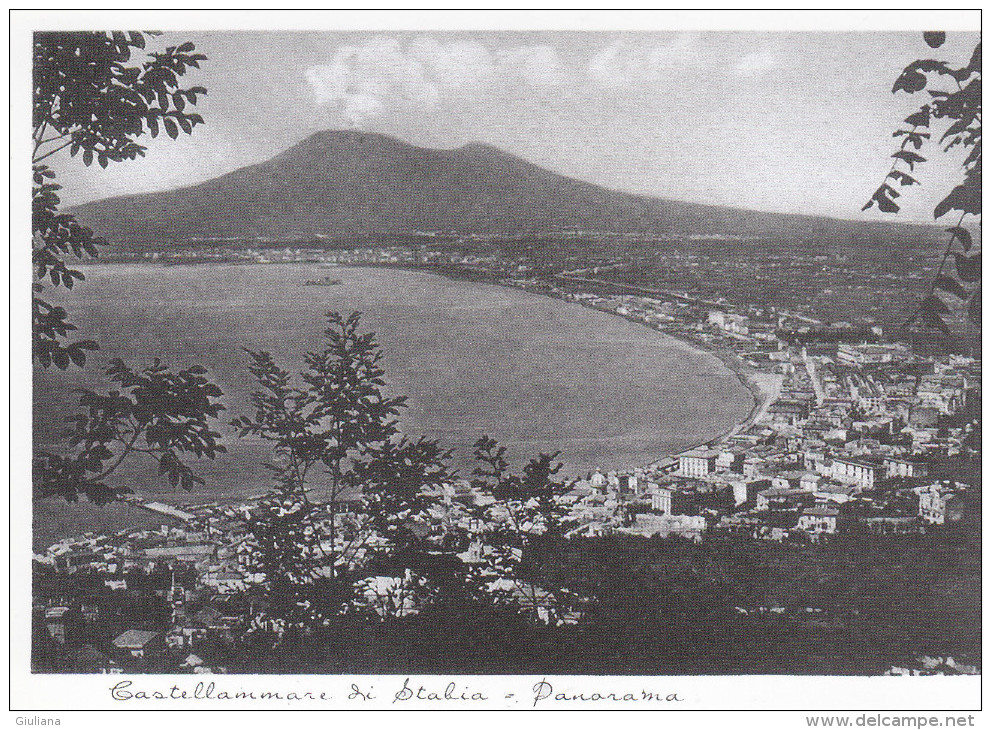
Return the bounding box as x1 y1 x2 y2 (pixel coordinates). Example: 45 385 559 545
864 32 981 333
33 32 226 506
31 526 966 676
33 359 226 503
33 30 207 368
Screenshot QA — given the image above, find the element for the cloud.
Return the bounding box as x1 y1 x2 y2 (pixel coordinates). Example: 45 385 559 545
305 35 568 128
408 36 494 89
586 33 699 88
496 44 565 87
304 36 440 127
733 50 782 76
586 43 625 88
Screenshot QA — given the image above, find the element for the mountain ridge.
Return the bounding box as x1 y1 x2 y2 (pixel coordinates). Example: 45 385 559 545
70 130 938 247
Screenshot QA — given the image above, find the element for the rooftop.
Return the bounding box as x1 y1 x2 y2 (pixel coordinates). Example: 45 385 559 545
113 629 161 649
681 449 721 459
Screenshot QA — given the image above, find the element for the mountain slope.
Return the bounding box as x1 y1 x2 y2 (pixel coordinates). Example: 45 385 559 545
71 130 934 246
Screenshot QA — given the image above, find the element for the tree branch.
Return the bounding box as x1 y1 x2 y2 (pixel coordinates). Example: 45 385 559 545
33 138 74 164
91 428 144 483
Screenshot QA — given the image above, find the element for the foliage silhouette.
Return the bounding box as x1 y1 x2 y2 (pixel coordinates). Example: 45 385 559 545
232 312 453 625
864 32 981 333
33 359 226 504
33 31 207 367
33 32 224 504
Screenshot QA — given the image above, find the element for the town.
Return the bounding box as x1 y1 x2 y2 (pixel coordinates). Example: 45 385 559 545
36 242 981 675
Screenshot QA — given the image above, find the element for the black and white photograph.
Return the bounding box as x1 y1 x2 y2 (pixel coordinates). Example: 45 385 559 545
9 8 983 717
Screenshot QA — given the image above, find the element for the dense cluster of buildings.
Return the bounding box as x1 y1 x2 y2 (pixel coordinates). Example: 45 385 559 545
34 257 980 674
33 483 582 672
526 284 979 545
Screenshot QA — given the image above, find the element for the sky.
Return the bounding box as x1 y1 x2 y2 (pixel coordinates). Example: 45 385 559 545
46 29 980 223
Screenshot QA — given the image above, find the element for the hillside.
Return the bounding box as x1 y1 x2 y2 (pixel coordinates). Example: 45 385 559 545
71 130 936 248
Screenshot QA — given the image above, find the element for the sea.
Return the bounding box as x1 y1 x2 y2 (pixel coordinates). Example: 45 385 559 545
32 263 753 549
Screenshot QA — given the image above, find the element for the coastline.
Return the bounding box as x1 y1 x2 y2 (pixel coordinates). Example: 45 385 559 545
77 259 770 443
365 262 777 456
35 260 774 549
109 258 778 456
552 295 781 463
333 260 777 467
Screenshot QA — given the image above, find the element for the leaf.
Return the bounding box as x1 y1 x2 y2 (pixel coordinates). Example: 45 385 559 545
918 296 951 333
82 149 93 167
946 226 973 251
951 66 973 84
963 144 981 169
888 170 919 186
164 118 179 140
904 109 930 128
862 187 900 213
911 59 952 75
52 349 71 370
968 42 981 73
934 275 970 300
940 118 969 144
968 290 981 324
923 31 946 49
935 182 981 219
954 253 981 282
921 293 952 316
893 68 927 94
902 131 930 150
67 346 87 368
177 41 195 53
891 149 926 170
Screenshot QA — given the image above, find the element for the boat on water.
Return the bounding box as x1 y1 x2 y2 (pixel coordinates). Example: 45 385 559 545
304 275 343 286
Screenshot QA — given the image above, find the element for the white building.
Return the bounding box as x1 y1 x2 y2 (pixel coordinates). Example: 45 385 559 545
797 507 839 534
918 485 964 525
649 486 673 514
799 472 823 492
830 457 879 489
627 514 706 541
679 449 720 478
836 343 906 367
731 481 749 506
707 310 749 335
884 457 928 479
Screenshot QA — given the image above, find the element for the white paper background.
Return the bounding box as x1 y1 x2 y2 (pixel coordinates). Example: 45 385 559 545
8 7 985 720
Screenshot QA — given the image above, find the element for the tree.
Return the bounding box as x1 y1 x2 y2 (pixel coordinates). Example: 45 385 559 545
32 33 223 504
33 359 226 504
232 311 453 625
32 31 225 504
864 32 981 333
465 436 581 624
33 31 207 368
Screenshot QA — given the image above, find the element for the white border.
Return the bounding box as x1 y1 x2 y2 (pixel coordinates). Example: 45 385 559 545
7 8 987 32
8 7 985 720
